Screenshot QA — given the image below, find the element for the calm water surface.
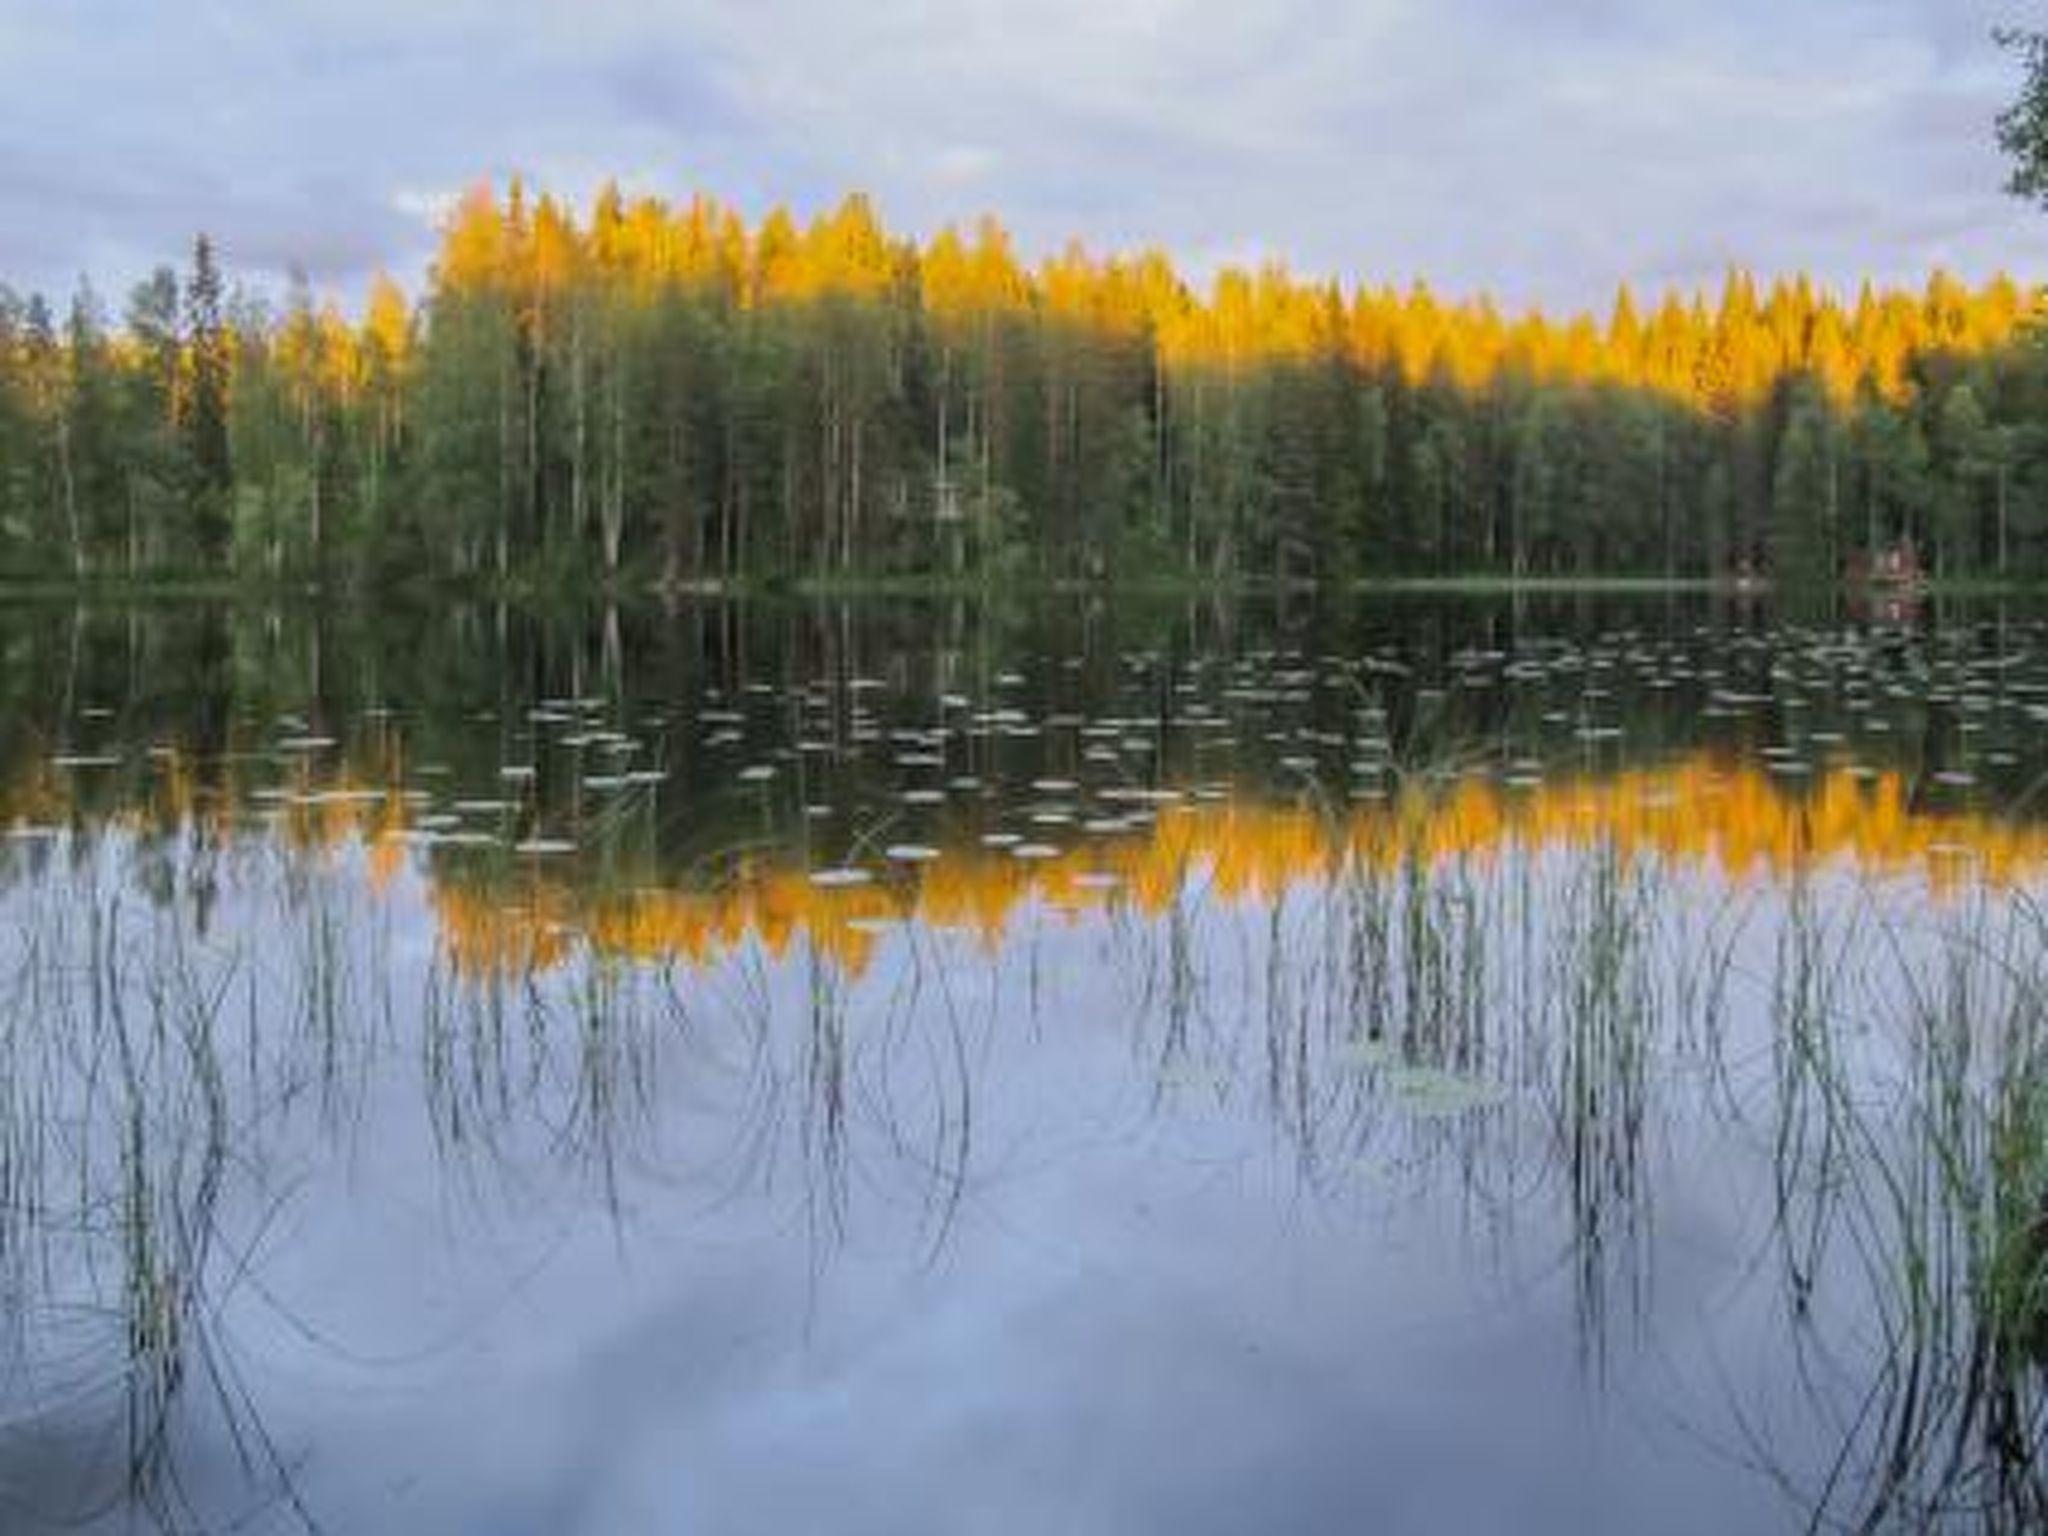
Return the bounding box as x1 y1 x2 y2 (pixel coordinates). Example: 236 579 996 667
2 591 2047 1533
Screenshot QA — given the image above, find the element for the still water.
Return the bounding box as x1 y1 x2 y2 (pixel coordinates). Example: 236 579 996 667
1 591 2046 1533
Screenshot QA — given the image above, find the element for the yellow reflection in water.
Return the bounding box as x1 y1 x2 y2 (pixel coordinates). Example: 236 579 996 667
5 749 2034 980
415 756 2040 981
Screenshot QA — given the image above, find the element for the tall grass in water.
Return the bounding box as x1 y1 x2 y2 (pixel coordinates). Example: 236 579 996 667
0 843 319 1531
1757 875 2048 1531
1545 834 1657 1372
1857 887 2048 1531
9 747 2048 1533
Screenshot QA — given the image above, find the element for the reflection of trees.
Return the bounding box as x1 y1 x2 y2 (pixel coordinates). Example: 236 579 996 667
10 714 2048 1525
404 759 2048 987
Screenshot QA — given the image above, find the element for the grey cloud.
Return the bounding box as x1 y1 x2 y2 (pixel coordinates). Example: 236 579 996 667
600 46 753 137
0 0 2043 311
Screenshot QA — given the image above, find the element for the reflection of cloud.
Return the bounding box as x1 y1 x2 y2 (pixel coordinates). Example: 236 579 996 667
1 0 2044 307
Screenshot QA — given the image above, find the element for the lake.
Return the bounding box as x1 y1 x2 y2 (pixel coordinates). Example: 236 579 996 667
2 589 2045 1533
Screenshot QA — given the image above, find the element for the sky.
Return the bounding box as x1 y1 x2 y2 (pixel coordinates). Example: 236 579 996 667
2 0 2046 314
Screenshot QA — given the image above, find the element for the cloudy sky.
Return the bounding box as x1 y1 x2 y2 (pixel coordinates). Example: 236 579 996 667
3 0 2045 312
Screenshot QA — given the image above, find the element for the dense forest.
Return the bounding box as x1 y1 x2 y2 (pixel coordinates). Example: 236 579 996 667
0 185 2043 589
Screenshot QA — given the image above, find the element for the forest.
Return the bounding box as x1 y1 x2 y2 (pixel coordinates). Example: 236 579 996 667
0 183 2042 589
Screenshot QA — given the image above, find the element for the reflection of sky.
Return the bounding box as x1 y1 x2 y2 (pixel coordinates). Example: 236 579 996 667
4 598 2042 1530
154 876 1803 1536
1 825 1901 1533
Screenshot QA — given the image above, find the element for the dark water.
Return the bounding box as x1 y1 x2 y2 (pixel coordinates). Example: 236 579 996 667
3 590 2047 1533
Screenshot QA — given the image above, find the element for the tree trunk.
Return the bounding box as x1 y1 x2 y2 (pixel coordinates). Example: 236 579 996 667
56 417 83 578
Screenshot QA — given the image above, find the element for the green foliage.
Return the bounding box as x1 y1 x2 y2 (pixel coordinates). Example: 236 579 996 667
2000 28 2048 209
1771 384 1838 588
3 226 2048 592
184 237 232 564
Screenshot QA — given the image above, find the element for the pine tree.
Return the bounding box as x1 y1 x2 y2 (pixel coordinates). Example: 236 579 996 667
186 234 233 566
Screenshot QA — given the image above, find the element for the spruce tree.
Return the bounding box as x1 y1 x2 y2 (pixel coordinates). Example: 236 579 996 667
185 234 232 567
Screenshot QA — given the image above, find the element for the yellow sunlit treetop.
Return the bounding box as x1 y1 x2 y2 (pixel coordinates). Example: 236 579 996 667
408 182 2040 409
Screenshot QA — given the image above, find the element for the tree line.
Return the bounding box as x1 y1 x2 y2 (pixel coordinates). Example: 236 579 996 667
0 185 2042 588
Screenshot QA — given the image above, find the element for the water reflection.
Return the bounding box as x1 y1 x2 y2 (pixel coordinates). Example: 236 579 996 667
1 594 2046 1532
